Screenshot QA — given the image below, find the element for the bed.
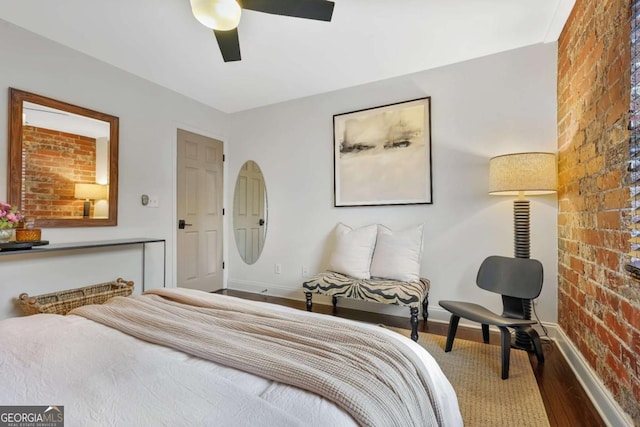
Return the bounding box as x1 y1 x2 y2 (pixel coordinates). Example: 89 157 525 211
0 288 462 426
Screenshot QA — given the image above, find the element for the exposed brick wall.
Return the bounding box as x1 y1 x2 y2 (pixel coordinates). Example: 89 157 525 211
21 126 96 219
557 0 640 421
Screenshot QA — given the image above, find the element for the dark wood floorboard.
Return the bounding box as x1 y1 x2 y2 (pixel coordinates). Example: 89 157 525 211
219 289 606 427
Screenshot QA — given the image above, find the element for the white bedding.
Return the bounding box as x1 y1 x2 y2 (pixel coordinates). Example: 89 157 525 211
0 294 462 427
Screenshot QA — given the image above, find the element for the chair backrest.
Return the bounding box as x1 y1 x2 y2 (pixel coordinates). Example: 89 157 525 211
476 255 544 299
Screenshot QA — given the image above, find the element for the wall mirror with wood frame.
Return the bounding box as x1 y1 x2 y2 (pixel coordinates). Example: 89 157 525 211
8 88 119 227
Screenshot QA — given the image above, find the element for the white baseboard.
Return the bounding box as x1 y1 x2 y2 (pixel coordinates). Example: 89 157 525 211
552 327 633 427
226 279 304 300
227 280 632 426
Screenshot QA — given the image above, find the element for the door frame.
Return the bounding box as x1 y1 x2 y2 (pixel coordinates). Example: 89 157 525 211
172 124 228 290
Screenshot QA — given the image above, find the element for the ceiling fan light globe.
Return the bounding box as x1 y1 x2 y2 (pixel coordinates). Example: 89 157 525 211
190 0 242 31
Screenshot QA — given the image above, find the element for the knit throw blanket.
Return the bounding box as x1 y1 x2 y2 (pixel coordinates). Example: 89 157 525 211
71 288 444 427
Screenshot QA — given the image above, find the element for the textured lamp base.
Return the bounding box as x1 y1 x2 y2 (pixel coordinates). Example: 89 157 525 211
513 299 535 352
513 199 534 352
83 201 90 218
514 200 530 258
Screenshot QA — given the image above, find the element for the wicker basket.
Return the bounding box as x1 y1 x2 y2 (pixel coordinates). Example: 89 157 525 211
15 228 42 242
18 278 134 315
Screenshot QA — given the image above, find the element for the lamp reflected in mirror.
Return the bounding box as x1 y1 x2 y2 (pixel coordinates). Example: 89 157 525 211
74 183 108 218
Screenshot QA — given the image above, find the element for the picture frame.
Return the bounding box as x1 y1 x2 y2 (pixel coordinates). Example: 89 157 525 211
333 97 432 207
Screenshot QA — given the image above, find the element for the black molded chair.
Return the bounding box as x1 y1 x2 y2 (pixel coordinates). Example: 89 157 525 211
439 255 545 380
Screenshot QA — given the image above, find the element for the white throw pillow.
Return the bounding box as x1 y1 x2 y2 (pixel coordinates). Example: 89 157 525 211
370 224 424 282
327 223 378 279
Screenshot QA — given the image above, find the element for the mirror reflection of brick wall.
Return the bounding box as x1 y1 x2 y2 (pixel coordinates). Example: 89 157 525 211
22 126 96 219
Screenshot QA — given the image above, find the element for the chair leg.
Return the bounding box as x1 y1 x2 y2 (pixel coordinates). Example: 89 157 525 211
499 326 511 380
522 325 545 364
305 292 312 312
444 315 460 352
332 296 338 309
482 324 490 343
410 307 419 341
422 297 429 322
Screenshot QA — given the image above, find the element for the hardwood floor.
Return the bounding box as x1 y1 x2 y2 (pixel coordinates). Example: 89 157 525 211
219 289 606 427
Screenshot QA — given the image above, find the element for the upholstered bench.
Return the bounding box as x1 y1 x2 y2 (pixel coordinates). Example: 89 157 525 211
303 271 430 341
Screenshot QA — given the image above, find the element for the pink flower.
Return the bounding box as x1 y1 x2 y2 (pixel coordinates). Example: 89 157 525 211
0 202 20 229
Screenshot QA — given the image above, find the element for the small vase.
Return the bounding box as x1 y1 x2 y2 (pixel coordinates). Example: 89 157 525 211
0 229 13 243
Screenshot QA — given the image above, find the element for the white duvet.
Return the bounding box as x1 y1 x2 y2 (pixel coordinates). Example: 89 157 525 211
0 296 462 427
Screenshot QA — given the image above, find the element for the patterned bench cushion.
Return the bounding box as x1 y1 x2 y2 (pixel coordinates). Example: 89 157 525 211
302 271 430 308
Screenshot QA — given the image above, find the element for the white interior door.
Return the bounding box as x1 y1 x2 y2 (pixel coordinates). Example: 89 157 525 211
233 161 266 264
176 129 223 292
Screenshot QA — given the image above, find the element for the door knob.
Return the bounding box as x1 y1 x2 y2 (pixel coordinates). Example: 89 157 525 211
259 219 265 226
178 219 193 229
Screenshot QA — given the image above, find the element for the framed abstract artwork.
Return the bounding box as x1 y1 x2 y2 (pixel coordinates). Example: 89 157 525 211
333 97 432 207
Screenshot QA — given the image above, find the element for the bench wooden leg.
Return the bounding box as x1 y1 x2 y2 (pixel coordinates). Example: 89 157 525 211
332 296 337 309
305 292 312 311
410 307 419 341
422 297 429 322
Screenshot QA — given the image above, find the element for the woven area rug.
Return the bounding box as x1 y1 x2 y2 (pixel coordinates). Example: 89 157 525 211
391 328 550 427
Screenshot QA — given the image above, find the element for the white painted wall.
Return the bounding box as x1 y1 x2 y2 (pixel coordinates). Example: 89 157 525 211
227 43 559 324
0 20 229 318
0 18 559 325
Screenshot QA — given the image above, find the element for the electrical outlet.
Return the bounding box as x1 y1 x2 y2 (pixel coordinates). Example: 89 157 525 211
302 266 309 277
147 195 159 208
274 263 282 275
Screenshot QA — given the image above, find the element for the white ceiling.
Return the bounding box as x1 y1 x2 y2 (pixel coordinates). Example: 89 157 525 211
0 0 574 113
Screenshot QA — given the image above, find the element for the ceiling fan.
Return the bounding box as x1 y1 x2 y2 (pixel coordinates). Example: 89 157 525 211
190 0 335 62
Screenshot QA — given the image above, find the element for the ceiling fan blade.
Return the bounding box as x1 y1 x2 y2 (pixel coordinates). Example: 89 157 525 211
214 28 241 62
240 0 334 21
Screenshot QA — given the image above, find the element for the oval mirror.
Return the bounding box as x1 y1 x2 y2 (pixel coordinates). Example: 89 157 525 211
8 88 119 227
233 161 267 264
